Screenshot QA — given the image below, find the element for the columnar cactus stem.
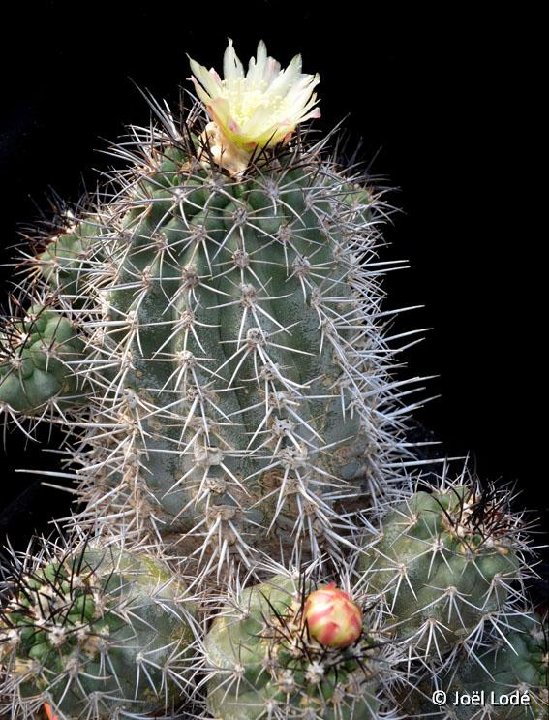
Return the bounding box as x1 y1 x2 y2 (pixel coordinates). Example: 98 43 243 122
402 611 548 719
0 42 416 586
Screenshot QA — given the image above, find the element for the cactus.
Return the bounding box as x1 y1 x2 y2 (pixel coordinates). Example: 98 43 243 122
355 477 531 664
400 611 548 719
203 570 392 720
0 39 546 720
0 535 197 719
0 41 414 583
0 303 87 415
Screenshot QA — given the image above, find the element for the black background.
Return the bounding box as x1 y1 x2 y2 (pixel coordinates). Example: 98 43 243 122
0 2 545 573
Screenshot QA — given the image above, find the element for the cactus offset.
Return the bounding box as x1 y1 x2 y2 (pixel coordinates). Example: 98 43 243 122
0 304 87 415
402 611 548 719
203 571 391 720
356 476 531 664
0 536 197 719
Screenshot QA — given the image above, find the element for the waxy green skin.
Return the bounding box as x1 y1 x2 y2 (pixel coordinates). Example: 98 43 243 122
0 306 86 413
100 153 366 538
205 575 381 720
406 613 548 720
1 141 398 575
357 487 519 655
0 548 196 719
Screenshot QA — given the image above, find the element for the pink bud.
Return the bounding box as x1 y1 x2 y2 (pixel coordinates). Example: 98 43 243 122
44 704 59 720
303 583 362 648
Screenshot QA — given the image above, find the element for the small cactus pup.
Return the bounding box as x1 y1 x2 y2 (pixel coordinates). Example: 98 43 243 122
402 611 549 720
0 39 416 583
203 569 395 720
0 301 88 416
445 611 548 720
356 474 531 664
0 535 197 719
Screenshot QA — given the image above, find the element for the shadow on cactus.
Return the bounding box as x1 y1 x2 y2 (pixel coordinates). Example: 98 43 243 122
0 532 198 719
0 39 546 720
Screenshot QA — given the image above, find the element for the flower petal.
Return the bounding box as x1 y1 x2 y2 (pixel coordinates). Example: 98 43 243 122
189 41 320 172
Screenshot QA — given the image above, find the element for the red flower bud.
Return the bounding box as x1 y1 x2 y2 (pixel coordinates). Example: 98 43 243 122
303 583 362 648
44 704 58 720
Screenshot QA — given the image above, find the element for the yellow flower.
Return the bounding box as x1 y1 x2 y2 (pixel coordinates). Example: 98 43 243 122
189 40 320 173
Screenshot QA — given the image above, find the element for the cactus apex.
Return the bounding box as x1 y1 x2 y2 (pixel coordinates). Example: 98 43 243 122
189 39 320 174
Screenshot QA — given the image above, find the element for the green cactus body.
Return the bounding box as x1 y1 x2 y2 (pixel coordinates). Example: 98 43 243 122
404 613 548 719
0 132 410 580
0 543 196 719
0 304 87 414
204 575 382 720
37 215 108 304
446 613 548 720
357 485 521 659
